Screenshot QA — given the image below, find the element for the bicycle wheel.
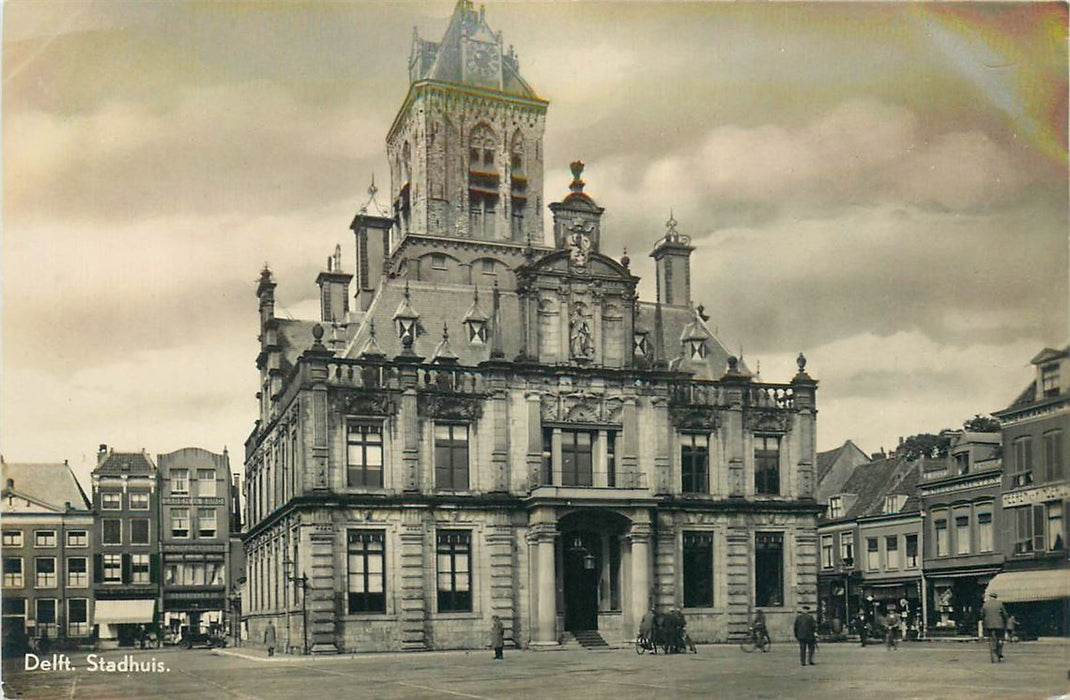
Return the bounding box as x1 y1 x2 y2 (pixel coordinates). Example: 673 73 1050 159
636 637 647 655
739 636 757 653
759 633 771 652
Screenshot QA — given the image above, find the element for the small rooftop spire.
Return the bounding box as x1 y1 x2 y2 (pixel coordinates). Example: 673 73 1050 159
358 174 390 218
665 210 680 241
432 321 459 363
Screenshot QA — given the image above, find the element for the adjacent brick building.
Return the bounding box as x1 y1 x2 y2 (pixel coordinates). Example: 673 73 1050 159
1 461 94 653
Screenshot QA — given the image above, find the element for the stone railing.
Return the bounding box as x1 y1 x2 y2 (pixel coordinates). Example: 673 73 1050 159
747 384 795 409
669 381 795 410
319 359 485 395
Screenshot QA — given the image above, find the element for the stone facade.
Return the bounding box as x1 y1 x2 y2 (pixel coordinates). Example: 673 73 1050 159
242 1 820 653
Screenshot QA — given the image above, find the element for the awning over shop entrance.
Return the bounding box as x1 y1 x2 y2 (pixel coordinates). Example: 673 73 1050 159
985 570 1070 603
94 600 155 625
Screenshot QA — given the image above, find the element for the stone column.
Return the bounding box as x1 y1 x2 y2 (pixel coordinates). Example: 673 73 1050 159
529 522 559 646
628 521 653 638
398 509 428 650
594 430 608 488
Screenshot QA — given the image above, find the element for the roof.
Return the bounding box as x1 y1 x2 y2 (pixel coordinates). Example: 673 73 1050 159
638 302 731 380
1 462 91 511
410 1 540 100
93 451 156 477
836 454 933 521
816 440 866 483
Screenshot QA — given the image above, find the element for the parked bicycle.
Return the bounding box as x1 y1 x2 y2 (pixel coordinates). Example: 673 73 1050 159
739 625 771 653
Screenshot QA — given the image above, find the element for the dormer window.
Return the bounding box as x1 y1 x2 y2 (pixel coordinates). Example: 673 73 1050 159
828 496 843 519
466 319 488 345
634 332 649 358
431 254 447 270
883 494 907 514
1042 363 1060 397
688 338 707 360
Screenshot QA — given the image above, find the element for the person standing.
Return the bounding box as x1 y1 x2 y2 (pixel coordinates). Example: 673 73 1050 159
856 609 869 647
490 615 505 660
264 620 277 657
885 607 900 650
981 592 1008 661
794 605 817 666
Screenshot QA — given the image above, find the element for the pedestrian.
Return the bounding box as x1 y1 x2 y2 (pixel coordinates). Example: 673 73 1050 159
639 608 655 650
856 609 869 647
885 607 900 650
1006 614 1017 643
264 620 277 657
490 615 504 660
37 629 51 656
794 604 817 666
138 624 147 649
981 592 1008 661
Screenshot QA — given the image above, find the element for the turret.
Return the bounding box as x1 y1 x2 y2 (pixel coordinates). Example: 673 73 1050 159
650 213 694 307
316 245 353 323
350 179 393 311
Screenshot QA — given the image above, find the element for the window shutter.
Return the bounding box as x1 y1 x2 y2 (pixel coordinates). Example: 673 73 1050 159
94 554 103 583
121 553 131 584
1033 504 1046 552
150 554 159 584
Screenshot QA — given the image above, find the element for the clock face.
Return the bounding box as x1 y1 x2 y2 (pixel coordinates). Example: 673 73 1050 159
466 42 499 80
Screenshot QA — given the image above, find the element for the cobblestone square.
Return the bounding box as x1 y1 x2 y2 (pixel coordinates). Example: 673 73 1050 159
3 641 1068 700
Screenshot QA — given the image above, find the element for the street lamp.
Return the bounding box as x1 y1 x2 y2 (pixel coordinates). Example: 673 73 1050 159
287 567 310 655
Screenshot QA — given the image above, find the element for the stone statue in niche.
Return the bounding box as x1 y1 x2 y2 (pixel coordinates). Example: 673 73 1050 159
569 303 594 360
567 219 593 266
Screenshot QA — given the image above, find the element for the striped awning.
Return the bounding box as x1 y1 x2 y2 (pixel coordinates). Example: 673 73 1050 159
985 570 1070 603
95 599 155 625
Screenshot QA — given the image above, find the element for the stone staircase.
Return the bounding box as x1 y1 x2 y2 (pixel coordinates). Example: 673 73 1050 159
568 630 611 649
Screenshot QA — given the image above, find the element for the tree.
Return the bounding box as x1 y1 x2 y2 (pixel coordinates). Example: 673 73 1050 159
963 414 1001 432
899 432 951 460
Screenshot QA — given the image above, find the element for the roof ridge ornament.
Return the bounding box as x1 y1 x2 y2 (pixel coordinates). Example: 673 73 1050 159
359 174 390 218
569 160 586 193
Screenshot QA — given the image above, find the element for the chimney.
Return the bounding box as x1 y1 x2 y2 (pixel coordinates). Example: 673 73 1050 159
316 244 353 323
650 212 694 307
351 179 394 312
97 444 109 467
6 478 13 490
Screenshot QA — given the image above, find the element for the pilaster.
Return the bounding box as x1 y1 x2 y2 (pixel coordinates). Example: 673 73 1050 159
398 509 428 650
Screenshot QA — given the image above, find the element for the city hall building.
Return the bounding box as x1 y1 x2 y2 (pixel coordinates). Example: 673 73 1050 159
242 1 820 653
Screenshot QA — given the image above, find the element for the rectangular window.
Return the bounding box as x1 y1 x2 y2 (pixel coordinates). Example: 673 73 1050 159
131 519 150 545
821 535 834 569
434 424 470 490
102 519 121 545
171 508 190 538
607 432 617 488
347 531 386 614
3 557 23 587
1041 363 1060 397
681 434 710 494
683 532 714 608
3 598 25 619
197 470 216 497
436 531 472 612
129 492 150 510
977 511 993 552
935 518 949 556
754 532 783 607
347 423 384 488
2 530 22 547
828 497 843 519
754 436 780 495
1033 503 1046 552
67 557 88 587
1014 507 1033 554
35 557 56 588
955 515 971 555
66 530 88 548
36 598 57 636
131 554 151 584
431 253 447 270
101 492 121 510
103 554 122 583
1048 501 1064 551
34 530 56 548
885 536 899 569
866 537 880 570
839 532 855 567
172 469 189 494
1013 437 1033 486
1043 431 1064 483
198 508 216 538
68 599 88 637
541 429 553 485
561 430 593 487
905 534 919 568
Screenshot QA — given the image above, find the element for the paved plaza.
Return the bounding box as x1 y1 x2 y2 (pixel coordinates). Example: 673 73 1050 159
3 641 1068 700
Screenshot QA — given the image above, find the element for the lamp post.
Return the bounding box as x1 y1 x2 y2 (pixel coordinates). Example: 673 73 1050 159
282 558 293 653
287 569 310 655
842 556 854 626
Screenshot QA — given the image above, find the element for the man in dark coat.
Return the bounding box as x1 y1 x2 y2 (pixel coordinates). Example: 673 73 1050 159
490 615 504 660
794 605 817 666
981 592 1008 661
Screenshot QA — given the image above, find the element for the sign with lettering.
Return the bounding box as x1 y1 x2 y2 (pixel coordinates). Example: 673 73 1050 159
1002 483 1070 508
162 496 225 506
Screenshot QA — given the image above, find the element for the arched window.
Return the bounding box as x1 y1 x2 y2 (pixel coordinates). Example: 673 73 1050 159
509 130 527 239
510 131 525 175
469 125 495 171
468 125 498 238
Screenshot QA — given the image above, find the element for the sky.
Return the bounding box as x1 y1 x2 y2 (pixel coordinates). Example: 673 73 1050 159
3 1 1067 488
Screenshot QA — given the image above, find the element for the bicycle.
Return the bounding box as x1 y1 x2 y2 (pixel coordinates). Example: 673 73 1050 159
739 626 771 653
635 632 657 655
987 630 1004 663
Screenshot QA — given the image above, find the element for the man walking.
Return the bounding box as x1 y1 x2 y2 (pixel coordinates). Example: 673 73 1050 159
264 620 277 657
981 592 1008 661
794 604 817 666
885 607 900 650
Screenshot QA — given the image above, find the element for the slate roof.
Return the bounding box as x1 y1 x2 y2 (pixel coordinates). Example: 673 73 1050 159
816 439 866 483
1 462 91 511
834 455 933 521
93 451 156 477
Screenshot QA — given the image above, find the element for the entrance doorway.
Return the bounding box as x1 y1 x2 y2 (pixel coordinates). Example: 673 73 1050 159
563 531 600 631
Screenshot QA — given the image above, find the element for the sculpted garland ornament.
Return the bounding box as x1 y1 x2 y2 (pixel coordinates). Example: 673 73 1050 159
418 393 484 421
744 409 793 433
342 391 397 417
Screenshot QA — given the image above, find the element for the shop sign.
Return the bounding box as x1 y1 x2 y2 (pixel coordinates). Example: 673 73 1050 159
162 496 225 506
1002 483 1070 508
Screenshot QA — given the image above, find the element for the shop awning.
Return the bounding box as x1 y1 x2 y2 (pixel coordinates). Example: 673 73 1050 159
985 570 1070 603
94 600 155 625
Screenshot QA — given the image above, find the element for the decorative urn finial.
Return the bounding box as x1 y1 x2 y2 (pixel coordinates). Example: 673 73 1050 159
569 160 586 193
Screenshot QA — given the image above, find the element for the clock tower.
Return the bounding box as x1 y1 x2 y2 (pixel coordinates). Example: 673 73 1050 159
386 1 548 245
